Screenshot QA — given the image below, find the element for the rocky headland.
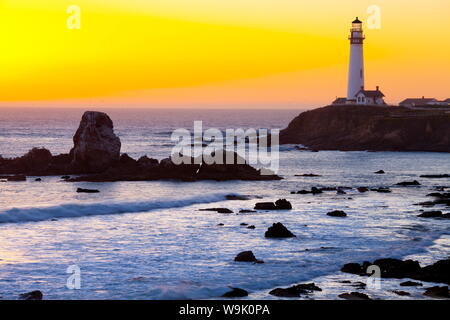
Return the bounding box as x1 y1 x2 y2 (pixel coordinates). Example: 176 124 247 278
280 105 450 152
0 111 280 182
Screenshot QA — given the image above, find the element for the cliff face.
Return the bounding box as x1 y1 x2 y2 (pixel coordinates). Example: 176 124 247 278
280 105 450 152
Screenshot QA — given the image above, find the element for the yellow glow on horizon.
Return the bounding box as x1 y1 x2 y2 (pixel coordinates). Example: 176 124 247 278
0 0 449 107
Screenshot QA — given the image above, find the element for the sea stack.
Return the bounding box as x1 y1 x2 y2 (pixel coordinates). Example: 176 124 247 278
70 111 121 172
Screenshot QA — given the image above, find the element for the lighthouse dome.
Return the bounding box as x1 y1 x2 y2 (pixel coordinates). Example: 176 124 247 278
352 17 362 24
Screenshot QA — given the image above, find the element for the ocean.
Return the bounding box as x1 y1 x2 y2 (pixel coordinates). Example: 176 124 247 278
0 107 449 299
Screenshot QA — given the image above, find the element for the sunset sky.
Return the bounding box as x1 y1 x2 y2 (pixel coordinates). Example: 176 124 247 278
0 0 449 108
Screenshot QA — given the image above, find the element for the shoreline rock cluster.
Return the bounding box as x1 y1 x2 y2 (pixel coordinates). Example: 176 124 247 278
0 111 280 182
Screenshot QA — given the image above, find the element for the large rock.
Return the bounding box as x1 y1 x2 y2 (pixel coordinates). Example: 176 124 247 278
264 223 296 238
70 111 121 172
280 105 450 152
234 251 263 263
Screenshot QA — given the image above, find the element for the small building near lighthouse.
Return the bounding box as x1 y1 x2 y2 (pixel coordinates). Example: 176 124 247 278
333 17 386 106
354 86 386 105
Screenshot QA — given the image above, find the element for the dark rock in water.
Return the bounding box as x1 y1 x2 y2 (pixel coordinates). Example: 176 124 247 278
76 188 100 193
222 287 248 298
339 280 352 284
342 258 450 285
357 187 369 193
19 290 43 300
295 187 323 195
374 170 385 174
426 192 450 198
269 287 304 298
416 258 450 285
265 222 295 238
417 211 443 218
321 187 338 191
61 175 71 180
269 283 321 298
279 104 450 153
423 286 450 299
327 210 347 217
275 199 292 210
254 202 277 210
311 187 322 194
351 281 367 289
225 194 251 201
234 251 263 263
396 180 421 186
336 188 347 195
247 225 256 229
254 200 292 210
217 223 224 226
70 111 121 173
371 187 392 193
216 208 233 214
239 209 256 213
341 263 364 275
35 178 42 181
234 251 256 262
296 283 322 292
269 283 321 297
240 223 248 226
400 281 423 287
199 208 233 214
295 173 321 177
338 292 371 300
420 174 450 178
391 290 410 296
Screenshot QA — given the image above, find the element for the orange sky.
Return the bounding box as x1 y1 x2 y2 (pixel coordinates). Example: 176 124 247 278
0 0 449 108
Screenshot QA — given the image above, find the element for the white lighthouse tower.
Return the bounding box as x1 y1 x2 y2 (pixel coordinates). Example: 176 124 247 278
347 17 365 101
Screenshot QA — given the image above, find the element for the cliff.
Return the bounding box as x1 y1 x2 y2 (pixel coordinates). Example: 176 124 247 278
279 105 450 152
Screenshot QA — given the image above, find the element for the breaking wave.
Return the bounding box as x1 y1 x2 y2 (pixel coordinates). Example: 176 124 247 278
0 193 238 224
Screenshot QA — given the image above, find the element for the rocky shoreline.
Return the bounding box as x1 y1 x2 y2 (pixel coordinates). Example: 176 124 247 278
280 105 450 152
0 111 280 182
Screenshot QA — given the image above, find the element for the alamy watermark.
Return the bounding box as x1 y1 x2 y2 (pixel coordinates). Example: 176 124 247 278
170 121 280 174
66 265 81 290
67 5 81 30
367 5 381 29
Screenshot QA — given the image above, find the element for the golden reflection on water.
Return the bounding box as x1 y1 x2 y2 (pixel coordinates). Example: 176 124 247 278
0 232 38 264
